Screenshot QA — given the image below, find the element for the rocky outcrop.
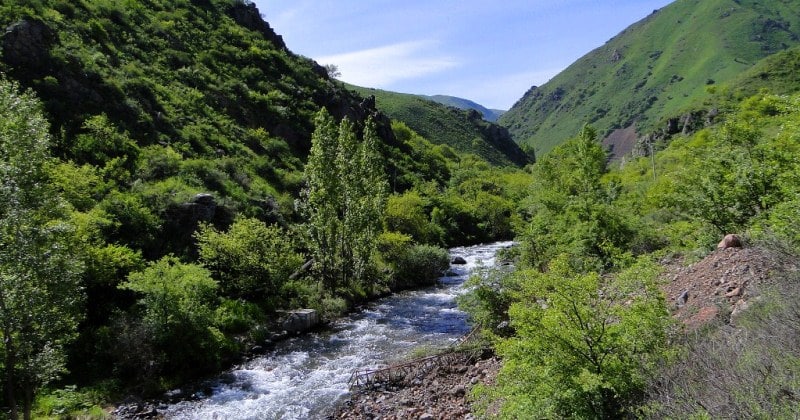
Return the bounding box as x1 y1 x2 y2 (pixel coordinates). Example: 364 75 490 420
181 193 217 223
226 1 287 51
1 19 56 77
612 107 721 162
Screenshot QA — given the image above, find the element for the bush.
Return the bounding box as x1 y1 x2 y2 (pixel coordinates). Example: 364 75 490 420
119 256 225 381
393 244 450 288
488 256 670 419
196 217 304 307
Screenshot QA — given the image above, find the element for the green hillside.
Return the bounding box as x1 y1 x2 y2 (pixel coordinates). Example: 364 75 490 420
500 0 800 155
0 1 531 409
723 45 800 98
424 94 505 122
349 85 530 166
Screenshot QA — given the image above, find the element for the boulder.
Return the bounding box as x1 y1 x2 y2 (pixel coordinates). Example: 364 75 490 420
717 234 742 250
451 385 466 397
451 256 467 265
175 193 217 226
676 290 689 307
2 19 55 75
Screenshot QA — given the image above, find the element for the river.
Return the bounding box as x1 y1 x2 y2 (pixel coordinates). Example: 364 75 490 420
163 241 512 419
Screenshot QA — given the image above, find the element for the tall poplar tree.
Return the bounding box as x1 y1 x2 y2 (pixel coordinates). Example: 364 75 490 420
300 109 387 292
0 78 84 420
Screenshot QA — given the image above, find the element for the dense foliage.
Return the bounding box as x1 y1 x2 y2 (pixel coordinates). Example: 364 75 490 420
0 78 83 420
464 89 800 418
0 0 531 414
2 0 799 418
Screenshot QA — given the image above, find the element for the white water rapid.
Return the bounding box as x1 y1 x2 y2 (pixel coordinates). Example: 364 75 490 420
163 241 512 419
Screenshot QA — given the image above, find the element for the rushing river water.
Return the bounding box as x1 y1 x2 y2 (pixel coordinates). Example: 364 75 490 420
164 241 512 419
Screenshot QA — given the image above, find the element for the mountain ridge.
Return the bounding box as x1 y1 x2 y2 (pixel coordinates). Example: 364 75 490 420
423 94 505 122
348 84 530 166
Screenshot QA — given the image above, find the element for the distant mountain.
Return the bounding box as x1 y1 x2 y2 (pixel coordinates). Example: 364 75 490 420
349 85 529 166
500 0 800 156
423 95 505 122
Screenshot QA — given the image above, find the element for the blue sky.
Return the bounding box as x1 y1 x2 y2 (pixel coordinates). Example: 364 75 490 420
253 0 674 110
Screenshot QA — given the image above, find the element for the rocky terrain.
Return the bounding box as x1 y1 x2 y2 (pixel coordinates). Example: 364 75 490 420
661 236 797 329
331 351 500 420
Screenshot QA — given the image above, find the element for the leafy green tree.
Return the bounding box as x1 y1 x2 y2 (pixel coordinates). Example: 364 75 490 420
384 190 439 244
494 256 670 419
300 109 341 290
196 217 304 307
0 78 84 420
300 109 387 292
348 117 388 283
119 256 223 380
519 125 632 272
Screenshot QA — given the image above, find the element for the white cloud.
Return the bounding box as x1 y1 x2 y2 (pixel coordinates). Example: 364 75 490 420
317 41 460 88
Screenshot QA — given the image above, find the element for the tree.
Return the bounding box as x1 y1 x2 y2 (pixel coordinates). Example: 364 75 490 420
119 256 222 379
0 78 84 420
300 109 387 292
196 217 304 307
494 256 670 419
519 125 632 272
323 64 341 78
300 109 341 290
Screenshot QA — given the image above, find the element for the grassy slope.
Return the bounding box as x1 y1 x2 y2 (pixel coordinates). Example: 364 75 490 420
725 45 800 98
500 0 800 155
349 85 528 166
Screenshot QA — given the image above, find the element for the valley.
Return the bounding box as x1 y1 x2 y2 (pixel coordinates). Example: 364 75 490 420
1 0 799 418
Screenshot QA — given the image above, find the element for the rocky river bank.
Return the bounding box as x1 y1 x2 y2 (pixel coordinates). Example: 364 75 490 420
331 350 501 419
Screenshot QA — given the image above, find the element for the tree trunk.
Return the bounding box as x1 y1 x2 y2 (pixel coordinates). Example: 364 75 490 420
1 294 18 420
22 383 32 420
4 342 18 420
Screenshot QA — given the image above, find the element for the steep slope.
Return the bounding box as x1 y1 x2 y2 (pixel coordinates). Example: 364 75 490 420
0 0 382 161
349 85 529 166
424 94 505 122
724 45 800 98
500 0 800 156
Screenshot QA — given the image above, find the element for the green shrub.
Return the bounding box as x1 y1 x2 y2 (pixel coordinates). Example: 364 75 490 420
214 298 265 334
196 217 304 306
136 145 182 181
119 256 225 380
490 256 670 419
393 244 450 288
33 385 107 419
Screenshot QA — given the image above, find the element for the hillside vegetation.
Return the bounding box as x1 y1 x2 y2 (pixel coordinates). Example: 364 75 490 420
348 84 531 166
500 0 800 156
464 86 800 418
0 1 532 417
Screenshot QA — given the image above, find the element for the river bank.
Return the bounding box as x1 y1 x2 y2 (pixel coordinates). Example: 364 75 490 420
331 351 501 419
112 242 513 419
